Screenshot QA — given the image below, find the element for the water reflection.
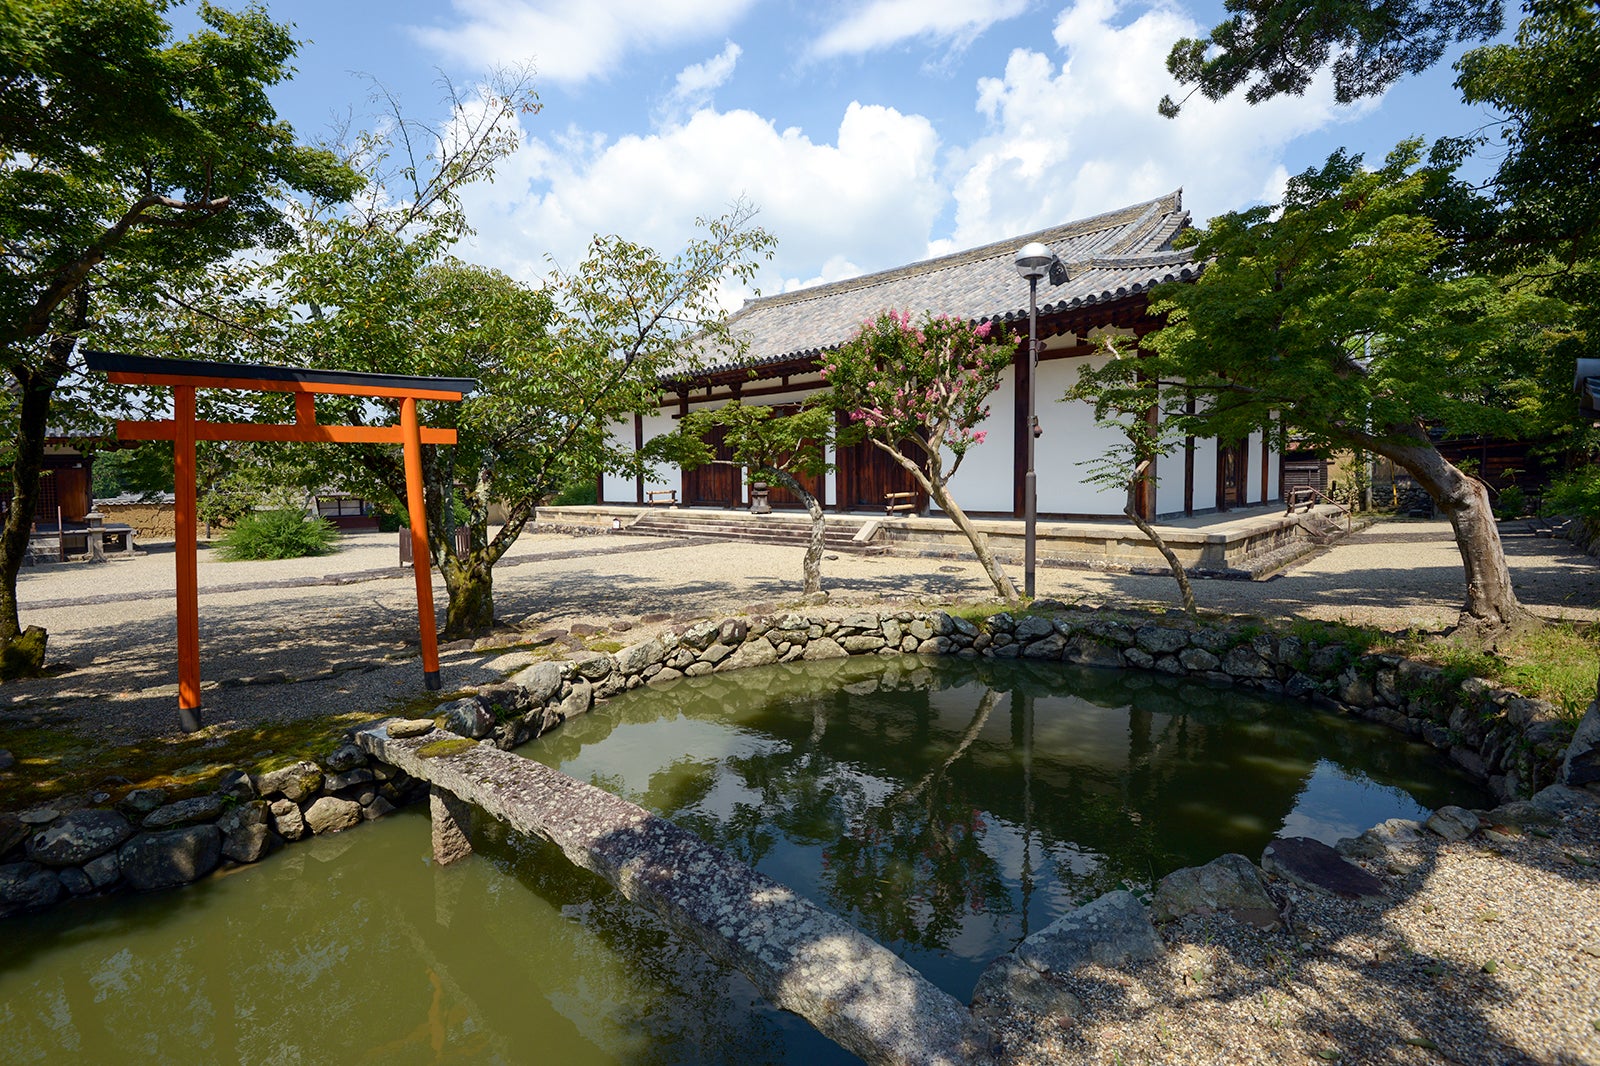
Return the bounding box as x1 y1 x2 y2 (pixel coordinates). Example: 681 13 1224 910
530 656 1488 999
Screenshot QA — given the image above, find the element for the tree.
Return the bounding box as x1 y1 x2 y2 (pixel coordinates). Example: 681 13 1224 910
1078 143 1563 630
1066 339 1199 618
823 311 1020 602
0 0 356 675
1159 0 1504 116
664 401 836 599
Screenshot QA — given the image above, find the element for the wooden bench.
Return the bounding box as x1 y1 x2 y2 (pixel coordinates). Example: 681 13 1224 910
884 491 917 515
646 489 678 506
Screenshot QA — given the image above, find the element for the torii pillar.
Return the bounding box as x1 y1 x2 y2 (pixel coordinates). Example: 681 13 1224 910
86 351 477 733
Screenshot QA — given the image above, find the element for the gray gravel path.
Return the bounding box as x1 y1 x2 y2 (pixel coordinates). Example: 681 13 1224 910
3 518 1595 744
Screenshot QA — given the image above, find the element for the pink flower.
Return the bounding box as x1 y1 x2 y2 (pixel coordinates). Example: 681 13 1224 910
973 430 987 445
974 321 992 338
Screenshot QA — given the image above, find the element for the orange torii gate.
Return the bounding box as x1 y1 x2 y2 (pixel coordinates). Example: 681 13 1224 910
85 351 477 733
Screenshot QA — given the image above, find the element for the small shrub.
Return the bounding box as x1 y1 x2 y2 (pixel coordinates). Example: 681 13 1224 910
216 509 339 561
1542 466 1600 523
551 479 598 506
1494 485 1527 520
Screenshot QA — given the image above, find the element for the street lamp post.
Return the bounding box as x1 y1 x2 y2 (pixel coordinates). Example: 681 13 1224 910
1013 242 1064 599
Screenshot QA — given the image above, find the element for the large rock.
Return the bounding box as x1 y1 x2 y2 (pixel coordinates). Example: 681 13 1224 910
117 788 168 816
386 717 437 739
1335 817 1427 859
1262 837 1385 900
1013 616 1055 642
221 823 271 864
615 637 664 677
254 761 324 802
24 809 133 867
1562 700 1600 788
1221 647 1274 679
801 637 849 661
269 798 307 841
1135 625 1189 655
323 744 367 772
438 696 495 739
552 678 593 721
718 637 778 672
1020 634 1067 660
0 862 61 913
118 826 222 891
215 768 257 801
570 652 615 681
0 812 28 859
304 796 361 835
1151 853 1280 930
511 661 566 704
1425 805 1480 842
1015 890 1164 976
143 794 225 830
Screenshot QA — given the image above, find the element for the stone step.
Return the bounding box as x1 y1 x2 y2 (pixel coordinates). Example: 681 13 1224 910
629 518 884 554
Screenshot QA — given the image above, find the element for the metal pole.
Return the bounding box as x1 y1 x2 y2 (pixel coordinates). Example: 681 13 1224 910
401 397 443 690
1025 276 1038 599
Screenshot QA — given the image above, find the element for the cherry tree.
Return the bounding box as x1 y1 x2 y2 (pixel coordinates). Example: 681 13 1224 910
824 310 1019 601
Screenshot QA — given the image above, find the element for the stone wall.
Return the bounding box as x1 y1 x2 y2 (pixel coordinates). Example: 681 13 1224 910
447 606 1574 805
97 502 176 537
2 604 1586 920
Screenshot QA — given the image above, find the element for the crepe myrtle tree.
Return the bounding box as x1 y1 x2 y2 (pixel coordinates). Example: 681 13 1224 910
660 401 836 598
824 310 1019 602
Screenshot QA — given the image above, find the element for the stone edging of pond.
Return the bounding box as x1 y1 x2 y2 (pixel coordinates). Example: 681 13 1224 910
4 601 1596 945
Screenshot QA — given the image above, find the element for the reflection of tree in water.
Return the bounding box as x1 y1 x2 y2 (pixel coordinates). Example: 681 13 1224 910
821 688 1014 948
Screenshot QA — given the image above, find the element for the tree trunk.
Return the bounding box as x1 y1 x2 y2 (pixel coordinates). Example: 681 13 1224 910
869 440 1020 602
769 469 825 596
0 329 76 677
1125 459 1197 618
441 551 495 638
1368 424 1533 630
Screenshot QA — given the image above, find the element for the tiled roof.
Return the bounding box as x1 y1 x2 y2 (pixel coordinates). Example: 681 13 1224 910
681 191 1196 377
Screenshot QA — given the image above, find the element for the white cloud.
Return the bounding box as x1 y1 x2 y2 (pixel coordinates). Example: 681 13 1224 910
454 101 946 302
660 42 742 124
945 0 1373 246
811 0 1029 59
412 0 756 88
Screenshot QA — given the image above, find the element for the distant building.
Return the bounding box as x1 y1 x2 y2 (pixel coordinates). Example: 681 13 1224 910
603 192 1285 520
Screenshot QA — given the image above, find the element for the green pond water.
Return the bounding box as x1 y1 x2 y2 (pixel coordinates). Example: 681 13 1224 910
1 657 1489 1064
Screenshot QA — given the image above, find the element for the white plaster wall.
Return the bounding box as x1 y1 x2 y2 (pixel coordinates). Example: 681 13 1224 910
600 418 634 503
1034 354 1126 514
638 410 679 497
1191 435 1219 512
1246 429 1265 504
939 365 1016 514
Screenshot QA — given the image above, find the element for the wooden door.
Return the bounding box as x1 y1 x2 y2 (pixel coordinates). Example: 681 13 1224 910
1216 439 1248 511
837 435 926 513
683 423 741 508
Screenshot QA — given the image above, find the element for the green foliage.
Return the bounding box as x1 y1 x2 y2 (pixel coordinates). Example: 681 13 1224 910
550 480 598 506
1456 1 1600 274
89 443 172 500
1493 484 1527 519
1542 466 1600 521
664 401 835 485
1160 0 1501 116
215 509 338 561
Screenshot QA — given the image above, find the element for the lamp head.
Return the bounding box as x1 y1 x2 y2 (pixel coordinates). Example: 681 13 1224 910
1013 242 1054 281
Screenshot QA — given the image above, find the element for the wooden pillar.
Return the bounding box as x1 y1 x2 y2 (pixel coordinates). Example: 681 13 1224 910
633 412 645 504
401 397 442 690
173 384 202 731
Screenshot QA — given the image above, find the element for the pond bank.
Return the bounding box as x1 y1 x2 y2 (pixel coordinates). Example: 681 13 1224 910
3 602 1596 1064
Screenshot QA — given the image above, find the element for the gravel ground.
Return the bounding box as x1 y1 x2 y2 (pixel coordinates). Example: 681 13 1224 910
3 518 1597 1065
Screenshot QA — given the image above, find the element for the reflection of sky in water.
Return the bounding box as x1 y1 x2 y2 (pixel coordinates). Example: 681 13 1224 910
1279 759 1433 844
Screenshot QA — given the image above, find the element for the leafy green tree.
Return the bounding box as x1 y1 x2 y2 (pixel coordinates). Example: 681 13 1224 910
0 0 356 675
1159 0 1503 116
1078 143 1563 629
663 401 837 598
824 311 1020 602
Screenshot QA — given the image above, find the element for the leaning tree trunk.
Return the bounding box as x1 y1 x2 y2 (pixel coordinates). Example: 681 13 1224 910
441 550 495 638
869 440 1020 602
0 338 73 678
1372 425 1533 630
1125 458 1197 618
768 469 826 596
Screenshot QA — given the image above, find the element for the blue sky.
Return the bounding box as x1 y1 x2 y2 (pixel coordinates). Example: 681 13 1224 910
213 0 1509 300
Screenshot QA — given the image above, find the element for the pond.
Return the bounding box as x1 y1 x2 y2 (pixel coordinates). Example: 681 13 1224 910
0 657 1489 1063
